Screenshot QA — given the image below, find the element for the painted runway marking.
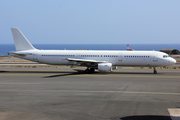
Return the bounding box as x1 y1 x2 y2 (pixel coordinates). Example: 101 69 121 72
0 90 179 95
168 108 180 120
0 83 40 84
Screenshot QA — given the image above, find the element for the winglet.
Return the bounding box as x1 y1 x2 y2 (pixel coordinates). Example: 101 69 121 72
11 28 36 51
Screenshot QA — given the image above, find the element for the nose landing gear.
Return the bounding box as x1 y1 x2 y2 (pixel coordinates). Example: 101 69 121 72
153 67 157 74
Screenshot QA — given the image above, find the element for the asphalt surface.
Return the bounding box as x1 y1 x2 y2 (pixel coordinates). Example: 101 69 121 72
0 68 179 120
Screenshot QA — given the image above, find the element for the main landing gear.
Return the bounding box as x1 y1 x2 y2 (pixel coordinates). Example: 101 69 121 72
153 67 157 74
85 68 95 73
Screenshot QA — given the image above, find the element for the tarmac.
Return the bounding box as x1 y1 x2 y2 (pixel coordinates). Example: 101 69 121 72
0 68 180 120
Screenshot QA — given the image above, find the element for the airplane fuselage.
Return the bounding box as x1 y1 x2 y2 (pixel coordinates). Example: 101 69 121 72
14 50 176 67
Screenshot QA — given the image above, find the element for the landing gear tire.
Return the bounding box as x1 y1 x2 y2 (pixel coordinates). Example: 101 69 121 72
89 68 95 73
85 69 89 73
153 70 157 74
153 67 157 74
85 68 95 74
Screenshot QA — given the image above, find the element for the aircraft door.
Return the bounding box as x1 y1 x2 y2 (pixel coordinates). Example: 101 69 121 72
153 52 158 62
76 54 81 59
118 53 123 61
33 52 38 61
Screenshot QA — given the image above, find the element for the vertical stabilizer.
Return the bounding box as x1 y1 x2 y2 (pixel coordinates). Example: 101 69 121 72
11 28 36 51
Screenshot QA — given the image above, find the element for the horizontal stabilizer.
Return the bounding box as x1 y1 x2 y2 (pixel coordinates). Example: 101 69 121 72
6 52 26 57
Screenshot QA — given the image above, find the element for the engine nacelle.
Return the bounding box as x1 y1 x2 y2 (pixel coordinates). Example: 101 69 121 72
98 63 112 72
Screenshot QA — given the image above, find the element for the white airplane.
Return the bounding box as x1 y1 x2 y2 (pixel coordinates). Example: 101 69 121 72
8 28 176 74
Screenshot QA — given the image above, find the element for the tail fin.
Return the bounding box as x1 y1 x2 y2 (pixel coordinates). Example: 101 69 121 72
11 28 36 51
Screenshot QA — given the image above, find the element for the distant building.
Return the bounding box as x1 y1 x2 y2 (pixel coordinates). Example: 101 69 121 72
128 49 135 51
160 49 180 55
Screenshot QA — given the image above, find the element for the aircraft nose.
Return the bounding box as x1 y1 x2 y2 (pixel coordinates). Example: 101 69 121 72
167 58 176 65
169 58 176 64
172 58 176 64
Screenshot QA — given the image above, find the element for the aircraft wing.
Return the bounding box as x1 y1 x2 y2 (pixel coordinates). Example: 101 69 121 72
66 58 106 63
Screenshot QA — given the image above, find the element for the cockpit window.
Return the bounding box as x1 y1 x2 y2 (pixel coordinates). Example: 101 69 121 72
163 55 170 58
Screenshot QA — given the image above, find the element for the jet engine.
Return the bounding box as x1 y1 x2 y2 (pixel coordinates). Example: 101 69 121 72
98 63 112 72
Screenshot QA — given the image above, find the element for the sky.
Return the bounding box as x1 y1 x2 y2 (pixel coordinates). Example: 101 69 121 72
0 0 180 44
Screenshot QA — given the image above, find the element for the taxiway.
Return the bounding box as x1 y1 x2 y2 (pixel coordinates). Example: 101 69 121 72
0 68 179 120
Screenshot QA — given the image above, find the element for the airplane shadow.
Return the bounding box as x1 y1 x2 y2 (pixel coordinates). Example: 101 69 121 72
0 70 68 74
111 115 172 120
43 69 86 78
0 69 164 78
0 69 88 78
